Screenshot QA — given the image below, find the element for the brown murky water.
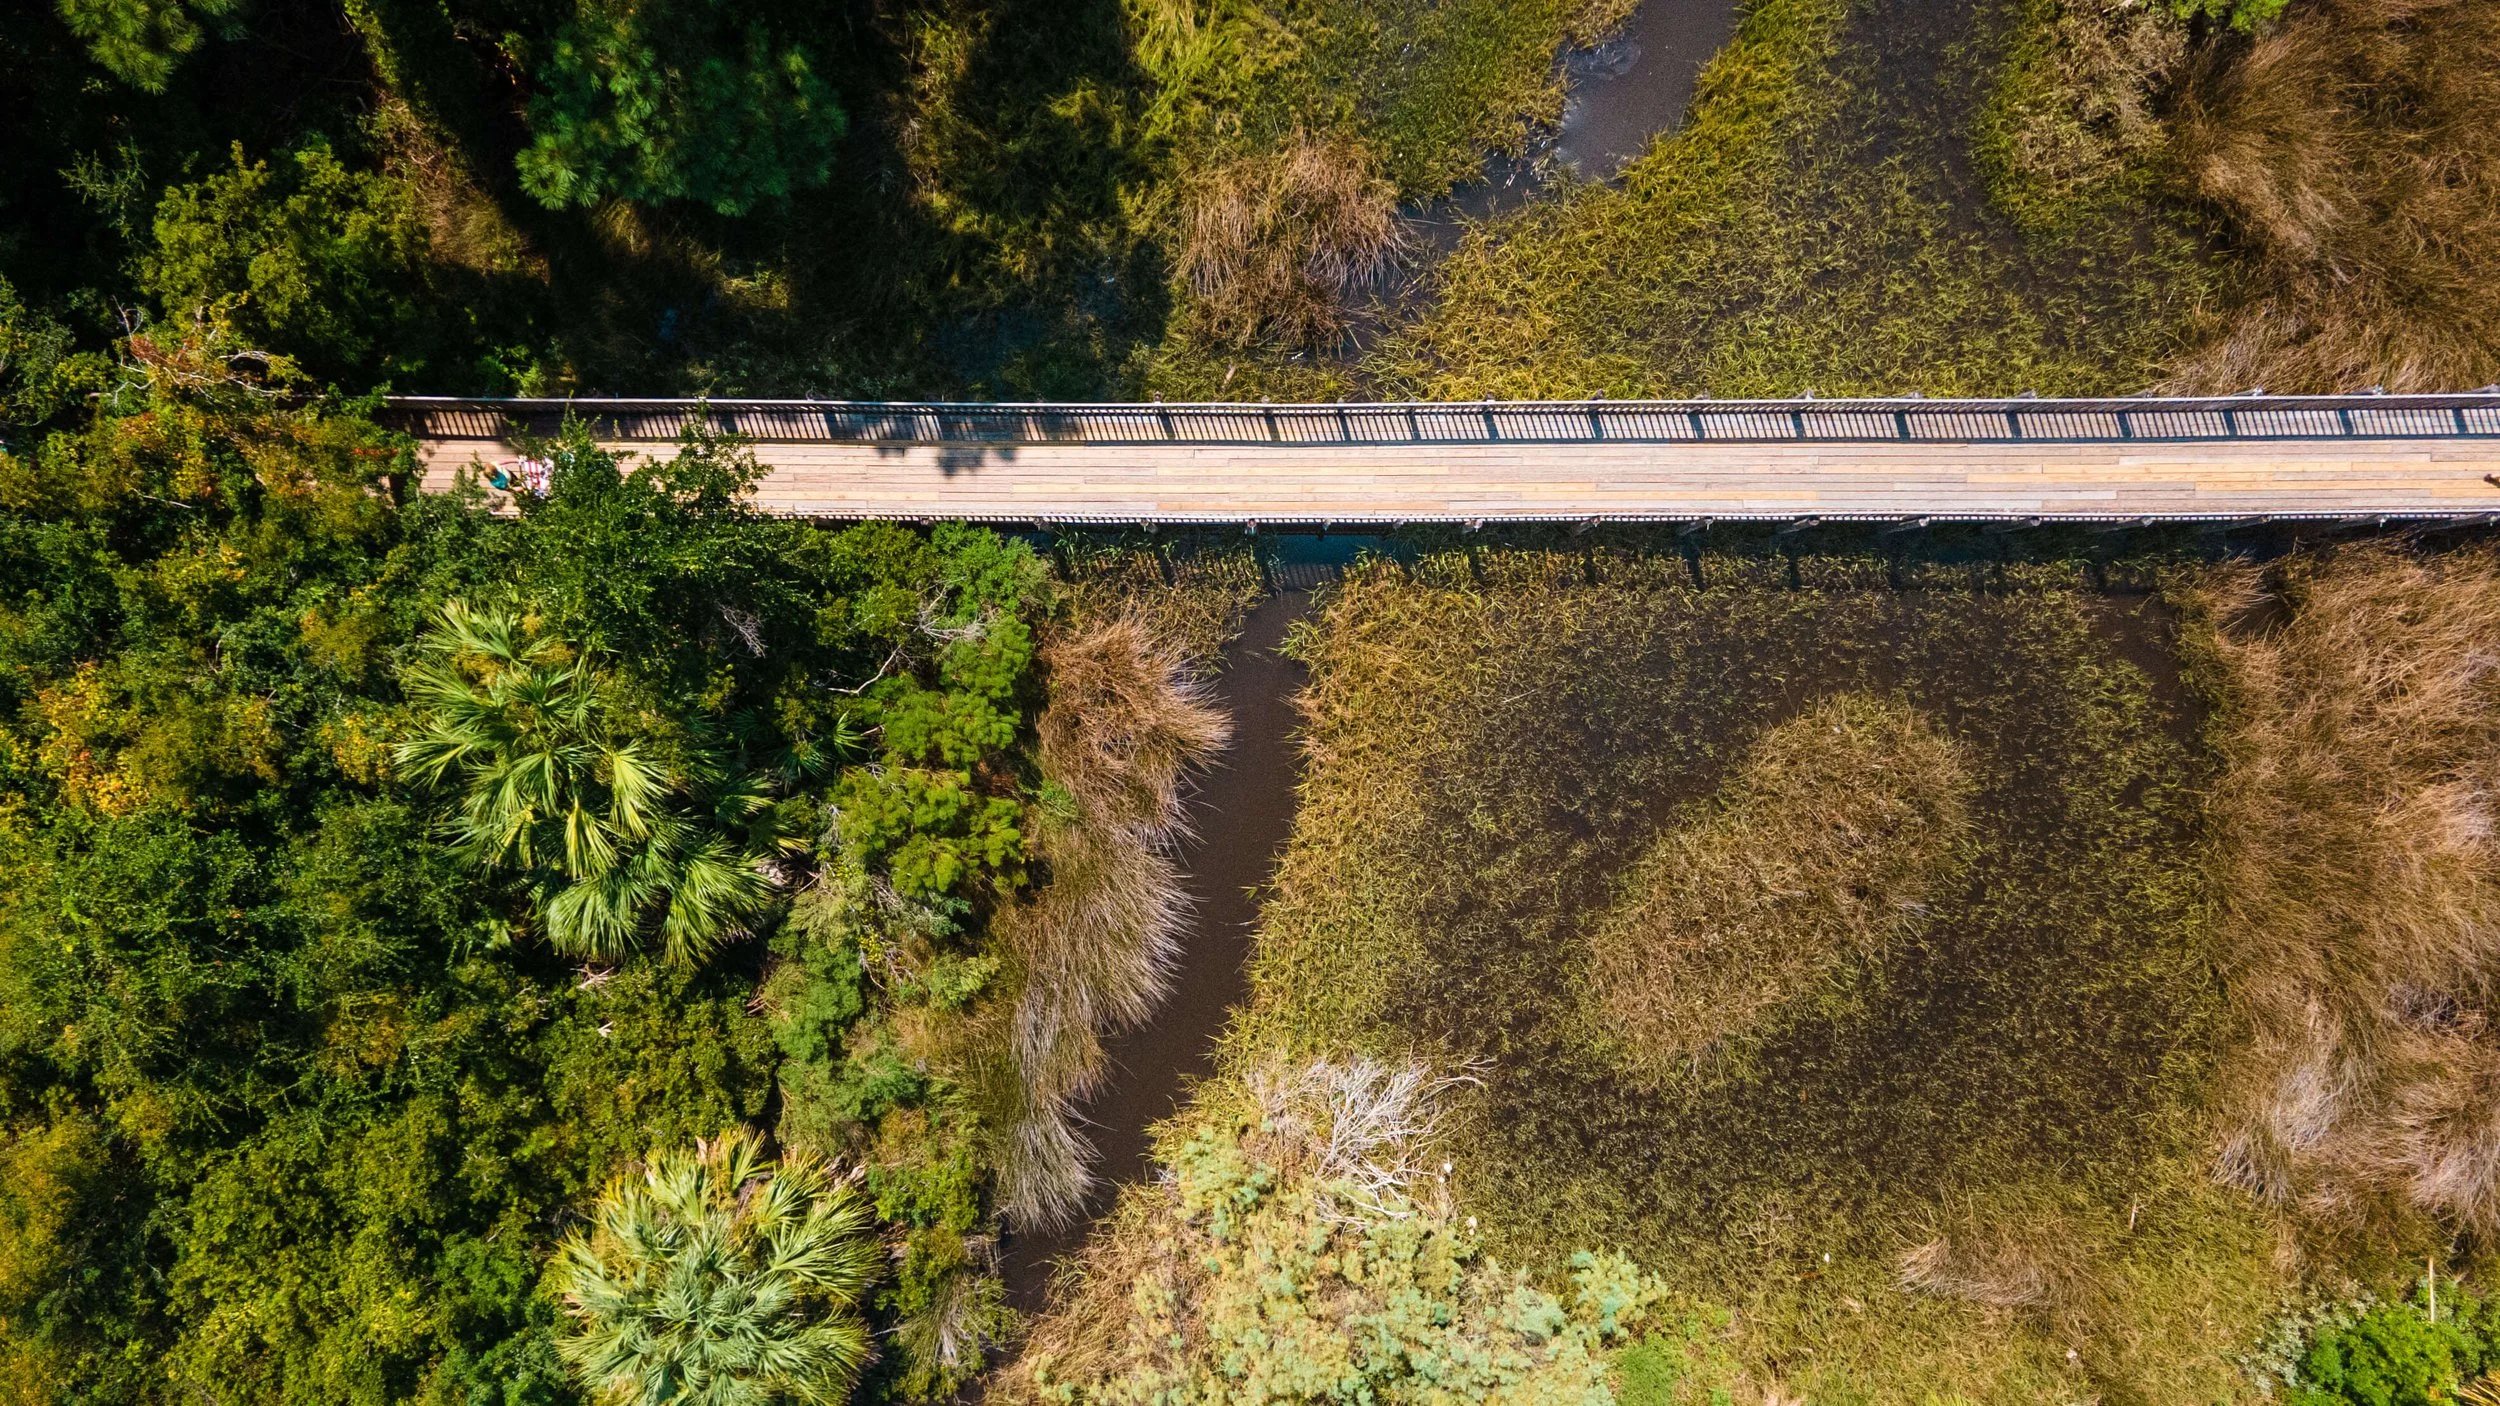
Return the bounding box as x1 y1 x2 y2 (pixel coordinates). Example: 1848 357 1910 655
1000 591 1311 1309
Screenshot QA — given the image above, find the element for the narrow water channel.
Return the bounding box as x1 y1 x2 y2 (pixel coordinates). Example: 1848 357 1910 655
1001 591 1312 1309
1399 0 1743 262
1556 0 1746 179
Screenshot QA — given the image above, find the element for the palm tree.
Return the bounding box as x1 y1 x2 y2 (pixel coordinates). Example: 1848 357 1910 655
555 1128 880 1406
394 601 772 962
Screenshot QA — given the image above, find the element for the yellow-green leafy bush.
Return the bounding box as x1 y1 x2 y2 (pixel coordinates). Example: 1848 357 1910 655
1002 1056 1732 1405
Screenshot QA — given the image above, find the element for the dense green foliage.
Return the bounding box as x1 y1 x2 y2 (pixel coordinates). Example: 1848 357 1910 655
2273 1290 2500 1406
395 601 782 964
1010 1059 1736 1405
2165 0 2287 29
0 351 1050 1403
142 141 471 384
56 0 242 91
516 0 849 215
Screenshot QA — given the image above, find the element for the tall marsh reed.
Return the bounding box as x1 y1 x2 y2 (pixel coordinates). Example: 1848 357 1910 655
993 615 1230 1229
2197 545 2500 1229
2169 0 2500 391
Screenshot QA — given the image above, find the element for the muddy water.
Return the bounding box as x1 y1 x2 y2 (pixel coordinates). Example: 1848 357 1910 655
1000 591 1311 1309
1397 0 1741 275
1556 0 1746 179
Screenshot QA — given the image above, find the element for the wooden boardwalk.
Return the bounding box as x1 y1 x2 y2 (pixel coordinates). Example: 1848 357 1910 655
392 395 2500 524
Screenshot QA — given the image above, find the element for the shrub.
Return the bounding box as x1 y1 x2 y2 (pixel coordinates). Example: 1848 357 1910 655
554 1127 879 1405
996 1055 1724 1405
2277 1289 2499 1406
141 141 455 382
2160 0 2284 28
1585 693 1971 1072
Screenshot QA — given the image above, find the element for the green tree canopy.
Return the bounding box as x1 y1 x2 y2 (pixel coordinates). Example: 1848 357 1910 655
54 0 239 90
0 358 1046 1403
394 600 780 963
516 0 848 216
141 141 445 380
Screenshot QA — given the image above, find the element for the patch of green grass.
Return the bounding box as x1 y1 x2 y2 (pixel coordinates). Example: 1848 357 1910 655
1372 0 2224 397
1136 0 1612 197
1231 545 2293 1401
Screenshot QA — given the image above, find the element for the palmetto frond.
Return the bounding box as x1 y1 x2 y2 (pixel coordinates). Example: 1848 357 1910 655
556 1129 877 1406
396 602 780 963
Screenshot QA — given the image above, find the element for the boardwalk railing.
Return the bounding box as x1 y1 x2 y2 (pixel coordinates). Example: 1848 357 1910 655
384 393 2500 447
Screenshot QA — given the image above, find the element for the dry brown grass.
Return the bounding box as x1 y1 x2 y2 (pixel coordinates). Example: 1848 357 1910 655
2166 0 2500 391
1178 134 1408 349
1586 693 1972 1073
1898 1228 2059 1310
990 614 1230 1229
2193 544 2500 1230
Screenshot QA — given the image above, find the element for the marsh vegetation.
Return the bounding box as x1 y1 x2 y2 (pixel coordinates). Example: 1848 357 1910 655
1228 547 2251 1399
2193 547 2500 1232
1586 692 1972 1073
994 526 2500 1405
